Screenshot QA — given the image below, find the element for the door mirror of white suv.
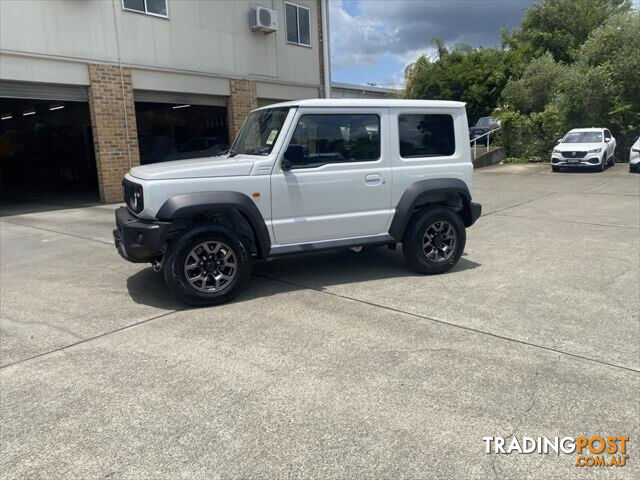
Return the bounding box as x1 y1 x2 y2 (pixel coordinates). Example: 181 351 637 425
557 138 563 144
283 144 306 170
605 138 611 143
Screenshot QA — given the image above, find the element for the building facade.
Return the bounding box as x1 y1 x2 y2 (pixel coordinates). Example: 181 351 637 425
0 0 326 202
330 82 401 99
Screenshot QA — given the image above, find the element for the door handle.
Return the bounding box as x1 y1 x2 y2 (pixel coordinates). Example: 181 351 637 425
365 173 384 186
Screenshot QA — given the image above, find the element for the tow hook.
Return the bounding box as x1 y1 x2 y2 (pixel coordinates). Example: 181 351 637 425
152 254 164 273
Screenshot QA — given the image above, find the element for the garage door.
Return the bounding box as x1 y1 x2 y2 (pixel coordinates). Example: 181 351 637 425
0 80 88 102
134 90 226 107
0 95 98 202
133 90 229 165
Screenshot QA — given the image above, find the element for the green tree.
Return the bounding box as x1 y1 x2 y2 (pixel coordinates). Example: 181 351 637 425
404 39 515 125
501 53 566 114
555 12 640 152
499 11 640 159
502 0 631 64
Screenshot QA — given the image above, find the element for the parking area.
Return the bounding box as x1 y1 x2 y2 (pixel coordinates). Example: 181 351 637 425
1 164 639 479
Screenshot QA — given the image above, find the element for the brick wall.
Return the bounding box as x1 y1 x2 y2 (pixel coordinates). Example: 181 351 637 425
227 78 257 142
88 64 140 203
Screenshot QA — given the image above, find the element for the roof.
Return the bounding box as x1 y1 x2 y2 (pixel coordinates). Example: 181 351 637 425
569 127 606 132
330 81 401 95
255 98 466 110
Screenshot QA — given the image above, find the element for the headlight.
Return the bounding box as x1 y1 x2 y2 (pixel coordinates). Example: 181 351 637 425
632 148 640 153
588 147 602 153
552 148 560 154
123 178 144 214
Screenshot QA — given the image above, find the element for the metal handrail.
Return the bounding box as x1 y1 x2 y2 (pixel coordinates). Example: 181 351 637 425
470 126 502 157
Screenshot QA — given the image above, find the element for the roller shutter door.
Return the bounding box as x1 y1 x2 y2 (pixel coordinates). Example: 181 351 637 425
0 80 88 102
134 90 227 107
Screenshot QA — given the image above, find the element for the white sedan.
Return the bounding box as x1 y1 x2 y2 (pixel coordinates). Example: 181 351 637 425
551 128 616 172
630 137 639 173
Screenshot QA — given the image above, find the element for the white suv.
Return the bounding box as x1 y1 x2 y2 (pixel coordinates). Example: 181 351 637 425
113 99 481 305
629 137 639 173
551 128 616 172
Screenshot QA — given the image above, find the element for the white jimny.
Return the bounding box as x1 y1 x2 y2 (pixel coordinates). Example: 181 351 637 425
114 99 482 306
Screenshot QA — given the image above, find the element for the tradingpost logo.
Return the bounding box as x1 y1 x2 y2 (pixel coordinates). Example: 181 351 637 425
483 436 630 467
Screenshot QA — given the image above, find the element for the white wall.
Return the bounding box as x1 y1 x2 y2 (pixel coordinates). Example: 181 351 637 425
0 0 321 88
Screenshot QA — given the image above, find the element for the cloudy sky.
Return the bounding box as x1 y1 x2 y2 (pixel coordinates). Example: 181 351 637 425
326 0 532 87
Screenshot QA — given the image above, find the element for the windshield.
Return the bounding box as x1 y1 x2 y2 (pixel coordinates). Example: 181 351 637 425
476 117 496 127
563 132 602 143
229 107 290 156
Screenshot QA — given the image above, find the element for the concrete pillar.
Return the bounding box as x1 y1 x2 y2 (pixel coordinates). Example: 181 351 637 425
88 64 140 203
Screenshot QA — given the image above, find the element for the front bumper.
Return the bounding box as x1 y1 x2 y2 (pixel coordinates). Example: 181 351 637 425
551 153 603 167
113 207 173 263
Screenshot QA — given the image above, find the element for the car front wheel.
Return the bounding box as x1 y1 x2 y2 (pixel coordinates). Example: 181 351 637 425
403 206 466 274
163 225 252 306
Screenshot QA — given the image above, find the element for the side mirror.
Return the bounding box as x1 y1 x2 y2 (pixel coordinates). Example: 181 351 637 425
557 139 563 144
605 138 611 143
282 144 305 171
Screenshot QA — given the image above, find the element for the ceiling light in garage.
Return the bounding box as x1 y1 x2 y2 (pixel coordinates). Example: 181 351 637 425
1 114 12 120
49 104 65 111
172 104 191 109
23 110 36 116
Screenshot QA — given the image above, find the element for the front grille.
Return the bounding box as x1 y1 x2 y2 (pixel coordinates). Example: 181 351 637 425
123 178 144 214
561 151 587 159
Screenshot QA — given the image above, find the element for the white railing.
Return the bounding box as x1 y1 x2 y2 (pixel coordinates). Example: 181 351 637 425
470 126 502 157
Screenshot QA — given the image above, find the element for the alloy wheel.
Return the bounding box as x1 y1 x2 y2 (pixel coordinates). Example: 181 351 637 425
422 221 457 263
183 240 238 293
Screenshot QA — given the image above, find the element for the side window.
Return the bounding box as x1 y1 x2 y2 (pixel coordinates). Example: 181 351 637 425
122 0 168 17
287 114 380 168
399 114 455 157
285 2 311 47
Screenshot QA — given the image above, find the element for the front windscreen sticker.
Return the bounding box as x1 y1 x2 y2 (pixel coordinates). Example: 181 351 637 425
266 129 278 145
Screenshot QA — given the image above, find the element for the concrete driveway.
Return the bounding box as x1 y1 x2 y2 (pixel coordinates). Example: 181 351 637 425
1 164 639 479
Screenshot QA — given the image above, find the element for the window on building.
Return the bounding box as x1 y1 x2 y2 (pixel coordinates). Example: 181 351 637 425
398 114 455 157
122 0 168 18
288 114 380 168
285 2 311 47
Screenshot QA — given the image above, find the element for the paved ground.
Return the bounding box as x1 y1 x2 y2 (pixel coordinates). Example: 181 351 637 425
1 164 638 479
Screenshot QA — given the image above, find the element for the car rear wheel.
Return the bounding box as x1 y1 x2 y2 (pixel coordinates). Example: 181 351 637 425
403 206 466 274
163 225 252 306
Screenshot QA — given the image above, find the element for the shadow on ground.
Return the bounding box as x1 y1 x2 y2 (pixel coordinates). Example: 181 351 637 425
0 191 102 217
126 247 482 309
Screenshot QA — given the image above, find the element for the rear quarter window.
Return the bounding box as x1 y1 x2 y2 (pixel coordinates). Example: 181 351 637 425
399 114 455 157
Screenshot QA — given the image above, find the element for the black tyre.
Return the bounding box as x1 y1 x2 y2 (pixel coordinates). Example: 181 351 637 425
599 154 606 171
402 206 466 274
163 225 252 306
551 165 560 172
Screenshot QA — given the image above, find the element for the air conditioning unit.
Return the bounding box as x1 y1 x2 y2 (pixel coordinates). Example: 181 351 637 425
250 6 277 33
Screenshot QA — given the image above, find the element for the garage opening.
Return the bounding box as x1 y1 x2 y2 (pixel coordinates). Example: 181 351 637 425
134 91 229 164
0 83 98 207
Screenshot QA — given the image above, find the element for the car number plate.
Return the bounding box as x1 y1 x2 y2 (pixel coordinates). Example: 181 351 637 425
567 159 580 164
